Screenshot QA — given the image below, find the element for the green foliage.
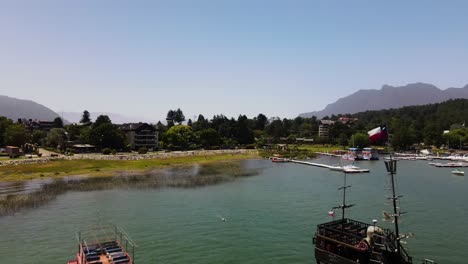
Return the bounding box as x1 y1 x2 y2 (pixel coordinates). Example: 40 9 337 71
94 115 112 128
350 133 370 148
138 147 148 154
166 110 175 122
4 124 28 147
255 113 268 130
46 128 66 148
102 148 112 155
164 125 194 150
443 128 467 149
53 117 64 128
174 108 185 124
196 128 221 148
64 124 81 141
80 110 91 123
0 116 14 147
31 130 47 146
265 119 286 140
338 133 349 148
235 115 254 144
89 123 126 150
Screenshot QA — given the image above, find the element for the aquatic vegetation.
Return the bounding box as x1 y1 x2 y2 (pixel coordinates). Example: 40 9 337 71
0 152 257 181
0 160 260 216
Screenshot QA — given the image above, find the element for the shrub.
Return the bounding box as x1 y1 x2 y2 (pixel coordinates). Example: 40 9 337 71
102 148 112 155
138 147 148 154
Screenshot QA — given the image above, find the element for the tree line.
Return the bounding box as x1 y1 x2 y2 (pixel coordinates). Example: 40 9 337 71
2 99 468 153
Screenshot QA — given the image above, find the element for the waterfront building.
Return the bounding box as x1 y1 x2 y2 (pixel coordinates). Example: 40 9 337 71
120 122 158 151
318 119 335 137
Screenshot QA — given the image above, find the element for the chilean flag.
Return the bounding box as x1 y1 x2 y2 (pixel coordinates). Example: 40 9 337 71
368 126 388 143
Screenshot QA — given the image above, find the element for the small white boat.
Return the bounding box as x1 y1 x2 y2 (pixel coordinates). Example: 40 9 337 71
451 170 464 176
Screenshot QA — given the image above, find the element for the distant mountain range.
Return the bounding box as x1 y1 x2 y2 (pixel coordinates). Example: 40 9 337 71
299 83 468 118
0 95 154 124
0 95 63 122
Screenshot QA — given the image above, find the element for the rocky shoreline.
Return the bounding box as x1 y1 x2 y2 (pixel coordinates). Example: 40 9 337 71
0 149 257 167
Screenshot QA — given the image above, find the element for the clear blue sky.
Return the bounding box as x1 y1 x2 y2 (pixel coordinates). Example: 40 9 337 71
1 0 468 122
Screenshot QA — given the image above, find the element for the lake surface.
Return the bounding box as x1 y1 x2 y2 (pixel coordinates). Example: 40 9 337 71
0 157 466 264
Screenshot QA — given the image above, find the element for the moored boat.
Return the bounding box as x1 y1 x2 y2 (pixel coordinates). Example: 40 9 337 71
313 158 436 264
271 157 290 163
451 169 464 176
342 148 363 161
362 147 379 160
67 225 136 264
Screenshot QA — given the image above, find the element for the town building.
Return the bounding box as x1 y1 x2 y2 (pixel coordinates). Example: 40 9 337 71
120 123 158 151
337 117 358 124
20 119 55 131
318 119 335 137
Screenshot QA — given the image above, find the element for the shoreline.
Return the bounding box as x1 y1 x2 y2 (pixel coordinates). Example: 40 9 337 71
0 149 259 182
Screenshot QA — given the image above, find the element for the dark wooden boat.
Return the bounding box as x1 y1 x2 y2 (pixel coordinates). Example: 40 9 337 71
313 159 436 264
67 225 136 264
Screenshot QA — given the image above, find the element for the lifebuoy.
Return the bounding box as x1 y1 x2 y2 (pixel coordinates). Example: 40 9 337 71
356 240 369 251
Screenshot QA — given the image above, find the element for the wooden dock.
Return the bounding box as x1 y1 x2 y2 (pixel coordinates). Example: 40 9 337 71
290 159 333 168
289 160 370 173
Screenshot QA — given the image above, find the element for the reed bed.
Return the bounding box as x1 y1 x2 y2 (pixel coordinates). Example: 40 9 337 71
0 152 257 182
0 160 260 216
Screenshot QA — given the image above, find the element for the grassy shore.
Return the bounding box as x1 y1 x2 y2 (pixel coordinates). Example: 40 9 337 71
0 152 258 182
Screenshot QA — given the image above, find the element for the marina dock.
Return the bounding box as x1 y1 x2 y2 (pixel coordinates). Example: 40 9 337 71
289 159 370 173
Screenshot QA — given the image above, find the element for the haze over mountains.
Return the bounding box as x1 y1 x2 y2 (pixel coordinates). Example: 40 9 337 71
0 95 148 124
0 95 62 122
299 83 468 118
3 82 468 124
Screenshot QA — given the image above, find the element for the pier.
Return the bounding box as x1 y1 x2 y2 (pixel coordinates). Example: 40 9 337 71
289 159 370 173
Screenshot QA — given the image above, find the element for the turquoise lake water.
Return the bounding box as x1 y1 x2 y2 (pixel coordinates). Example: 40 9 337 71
0 158 466 263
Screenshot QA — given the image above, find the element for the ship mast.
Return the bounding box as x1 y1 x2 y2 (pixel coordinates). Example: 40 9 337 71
336 171 354 221
384 156 403 255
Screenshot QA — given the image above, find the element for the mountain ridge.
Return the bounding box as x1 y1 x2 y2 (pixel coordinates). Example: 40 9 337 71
0 95 64 122
299 82 468 118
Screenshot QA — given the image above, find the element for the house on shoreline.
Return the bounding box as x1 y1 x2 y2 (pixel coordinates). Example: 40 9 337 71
120 123 158 151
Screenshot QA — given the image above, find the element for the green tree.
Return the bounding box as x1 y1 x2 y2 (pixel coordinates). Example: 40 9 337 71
338 133 349 148
80 110 91 123
166 110 175 122
235 115 254 144
79 127 91 143
265 119 285 140
53 117 64 128
0 116 14 146
89 123 126 150
65 124 82 141
164 125 193 150
94 115 112 127
192 114 209 132
196 128 221 148
350 133 370 148
255 113 268 130
173 108 185 125
4 124 28 147
31 130 47 146
46 128 66 148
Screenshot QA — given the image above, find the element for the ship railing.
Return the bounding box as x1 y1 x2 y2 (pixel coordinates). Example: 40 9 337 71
317 224 364 247
374 232 412 263
319 218 372 231
77 225 137 264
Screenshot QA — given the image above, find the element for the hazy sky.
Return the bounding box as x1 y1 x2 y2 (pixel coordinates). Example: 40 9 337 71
1 0 468 122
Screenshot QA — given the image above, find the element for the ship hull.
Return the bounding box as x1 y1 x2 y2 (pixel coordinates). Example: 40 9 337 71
315 248 360 264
